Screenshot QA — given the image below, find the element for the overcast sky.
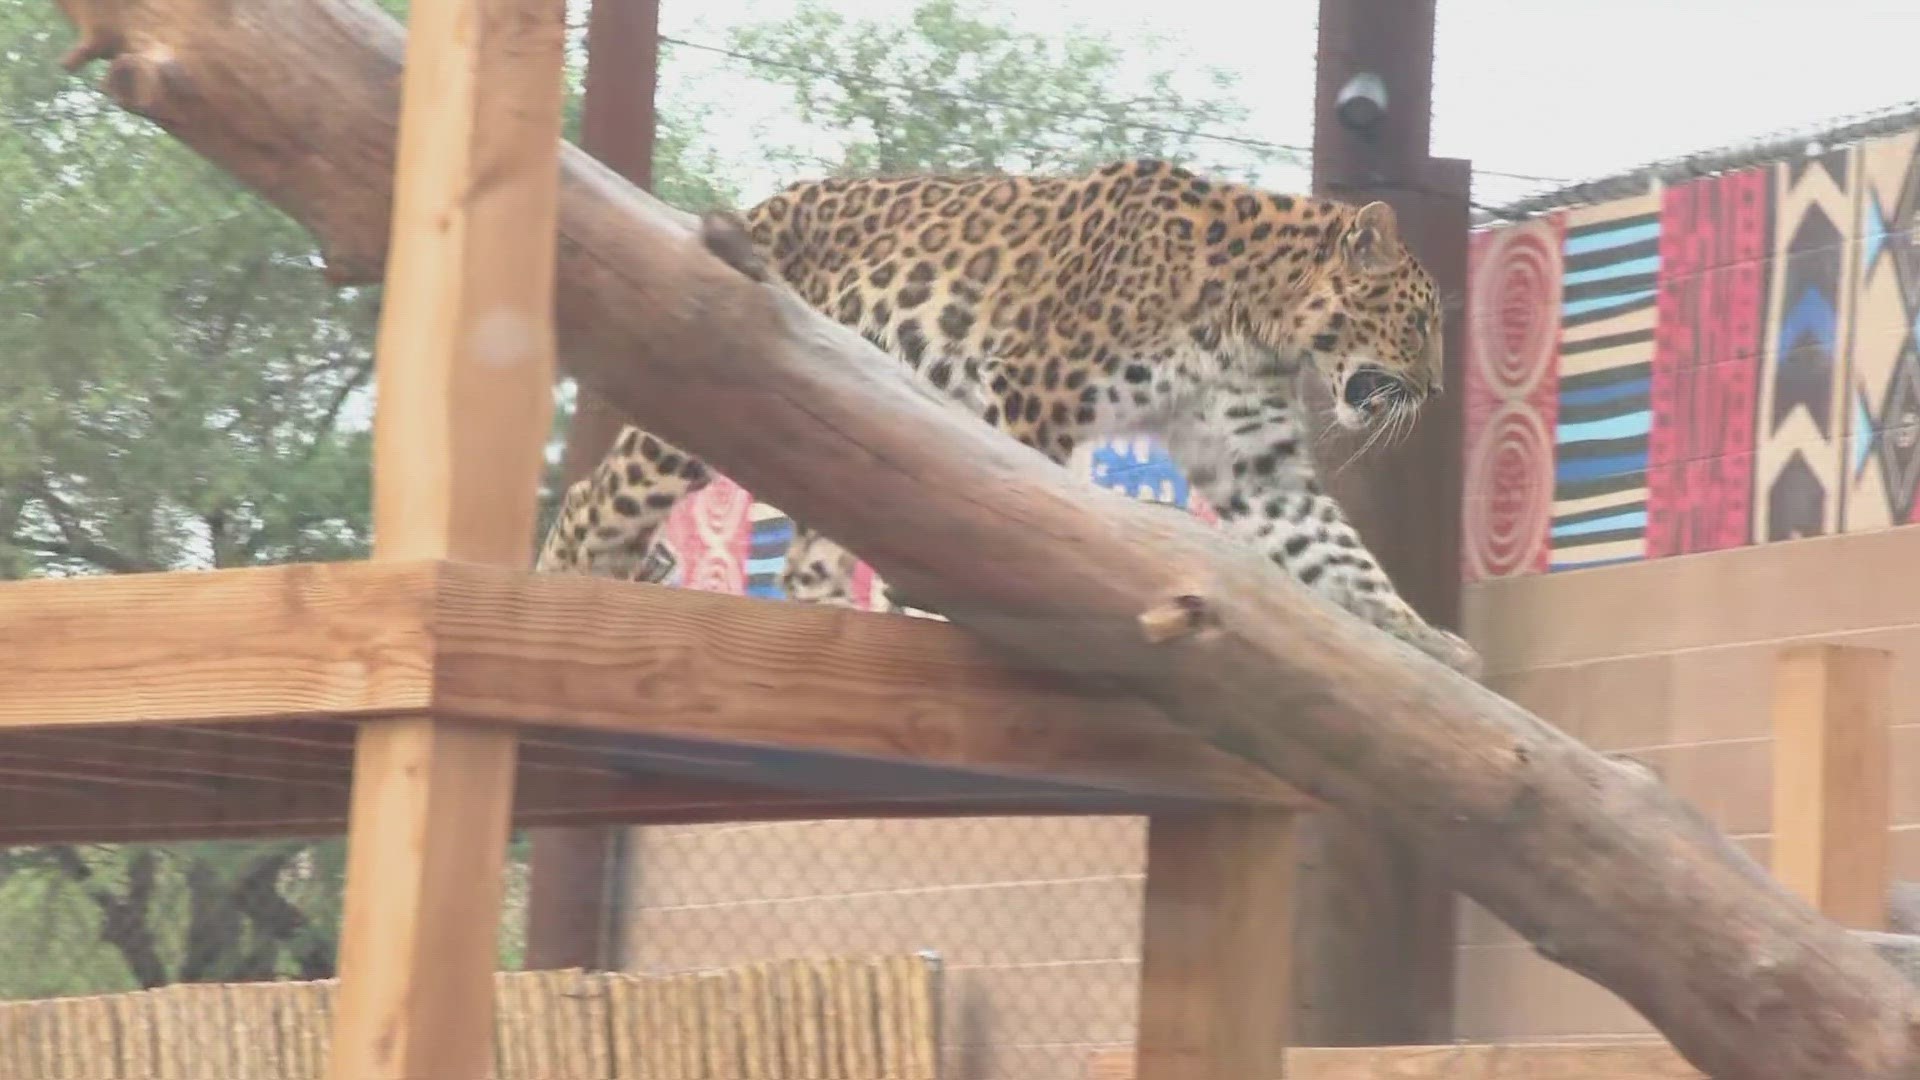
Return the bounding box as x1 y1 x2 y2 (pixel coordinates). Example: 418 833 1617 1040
650 0 1920 207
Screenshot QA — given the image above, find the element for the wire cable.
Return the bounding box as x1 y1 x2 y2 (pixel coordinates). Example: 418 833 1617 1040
660 33 1570 188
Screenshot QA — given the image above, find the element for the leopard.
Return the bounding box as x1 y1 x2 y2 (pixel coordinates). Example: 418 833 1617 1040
536 158 1481 676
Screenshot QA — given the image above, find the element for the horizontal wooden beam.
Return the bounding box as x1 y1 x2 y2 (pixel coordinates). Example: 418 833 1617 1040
0 719 1185 845
0 561 436 728
1286 1043 1697 1078
1089 1042 1697 1079
0 560 1309 813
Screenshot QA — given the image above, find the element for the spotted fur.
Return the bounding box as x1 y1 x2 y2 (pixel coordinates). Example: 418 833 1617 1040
537 159 1479 676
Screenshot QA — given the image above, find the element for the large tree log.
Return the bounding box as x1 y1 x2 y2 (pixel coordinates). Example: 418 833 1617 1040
48 1 1920 1075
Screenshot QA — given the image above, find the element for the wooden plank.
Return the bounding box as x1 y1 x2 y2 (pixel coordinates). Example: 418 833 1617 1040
1088 1042 1699 1079
1287 1043 1699 1078
1462 523 1920 673
1135 809 1296 1080
365 11 559 566
1771 644 1892 929
0 561 1311 808
0 563 436 730
0 780 1161 845
326 0 566 1072
429 561 1310 806
0 722 1187 844
329 719 522 1080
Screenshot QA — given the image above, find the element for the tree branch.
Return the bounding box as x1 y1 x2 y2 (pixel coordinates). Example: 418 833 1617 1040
44 845 169 989
24 477 160 574
229 848 334 980
304 352 377 458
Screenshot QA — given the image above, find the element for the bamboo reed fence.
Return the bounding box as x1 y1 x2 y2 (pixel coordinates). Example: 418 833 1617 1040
0 953 941 1080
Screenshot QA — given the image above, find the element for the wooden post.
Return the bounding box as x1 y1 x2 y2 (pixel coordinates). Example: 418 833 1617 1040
1770 644 1892 930
327 0 565 1074
1136 809 1297 1080
1299 0 1463 1044
523 0 664 974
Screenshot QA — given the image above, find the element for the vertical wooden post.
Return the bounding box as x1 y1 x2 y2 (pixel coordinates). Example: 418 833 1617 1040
327 0 566 1074
1770 644 1892 930
1299 0 1463 1045
1135 809 1297 1080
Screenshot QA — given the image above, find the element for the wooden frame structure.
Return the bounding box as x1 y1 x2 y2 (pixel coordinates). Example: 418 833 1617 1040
20 0 1920 1073
1083 642 1898 1079
0 0 1307 1075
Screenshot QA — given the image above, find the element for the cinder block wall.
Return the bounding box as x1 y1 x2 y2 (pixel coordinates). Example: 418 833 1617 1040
1454 521 1920 1039
1454 121 1920 1041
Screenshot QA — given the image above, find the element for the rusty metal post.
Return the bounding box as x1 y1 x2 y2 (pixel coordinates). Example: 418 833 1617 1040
1292 0 1468 1045
522 0 661 973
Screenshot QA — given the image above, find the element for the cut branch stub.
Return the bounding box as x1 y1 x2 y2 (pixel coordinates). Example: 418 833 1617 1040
1139 594 1222 645
103 48 185 118
700 211 770 283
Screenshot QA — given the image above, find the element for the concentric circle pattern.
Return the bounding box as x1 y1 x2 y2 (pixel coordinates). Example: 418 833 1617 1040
677 477 750 595
1465 403 1553 580
1462 218 1562 582
1472 229 1559 399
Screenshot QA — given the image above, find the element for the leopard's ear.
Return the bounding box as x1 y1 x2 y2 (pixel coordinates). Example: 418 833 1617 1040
1342 201 1400 274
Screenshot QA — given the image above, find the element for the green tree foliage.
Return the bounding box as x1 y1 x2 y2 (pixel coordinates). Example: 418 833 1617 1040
726 0 1250 176
0 0 609 996
0 0 1248 1000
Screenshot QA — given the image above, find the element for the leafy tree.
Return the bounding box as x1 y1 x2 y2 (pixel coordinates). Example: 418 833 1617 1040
0 0 713 997
725 0 1253 177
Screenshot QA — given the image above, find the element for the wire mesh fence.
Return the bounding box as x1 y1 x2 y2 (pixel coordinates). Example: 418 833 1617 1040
618 817 1149 1080
1 0 362 1003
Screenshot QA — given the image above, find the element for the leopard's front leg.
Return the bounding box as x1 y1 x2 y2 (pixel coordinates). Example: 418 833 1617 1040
1160 389 1481 677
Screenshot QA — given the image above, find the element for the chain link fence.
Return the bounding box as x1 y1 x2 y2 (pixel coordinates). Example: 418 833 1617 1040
617 816 1148 1080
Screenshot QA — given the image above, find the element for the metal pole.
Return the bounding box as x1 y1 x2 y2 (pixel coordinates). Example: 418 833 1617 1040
1292 0 1468 1045
523 0 662 973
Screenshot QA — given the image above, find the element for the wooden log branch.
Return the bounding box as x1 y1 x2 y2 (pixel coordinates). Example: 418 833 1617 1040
46 0 1920 1075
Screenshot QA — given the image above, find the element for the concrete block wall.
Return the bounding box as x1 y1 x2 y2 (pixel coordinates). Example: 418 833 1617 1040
1452 524 1920 1041
1451 119 1920 1041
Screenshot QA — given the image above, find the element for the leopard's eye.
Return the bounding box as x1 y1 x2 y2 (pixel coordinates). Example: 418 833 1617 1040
1406 311 1432 351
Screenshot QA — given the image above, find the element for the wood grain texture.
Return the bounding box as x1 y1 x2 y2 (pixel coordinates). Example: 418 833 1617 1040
42 0 1920 1074
365 0 561 564
0 563 436 730
1288 1043 1699 1078
429 561 1306 805
0 560 1308 808
1088 1043 1700 1079
1772 644 1893 930
328 718 520 1080
328 0 566 1071
1135 810 1296 1080
0 721 1181 844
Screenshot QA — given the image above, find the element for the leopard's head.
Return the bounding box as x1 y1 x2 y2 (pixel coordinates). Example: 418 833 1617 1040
1272 200 1444 435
